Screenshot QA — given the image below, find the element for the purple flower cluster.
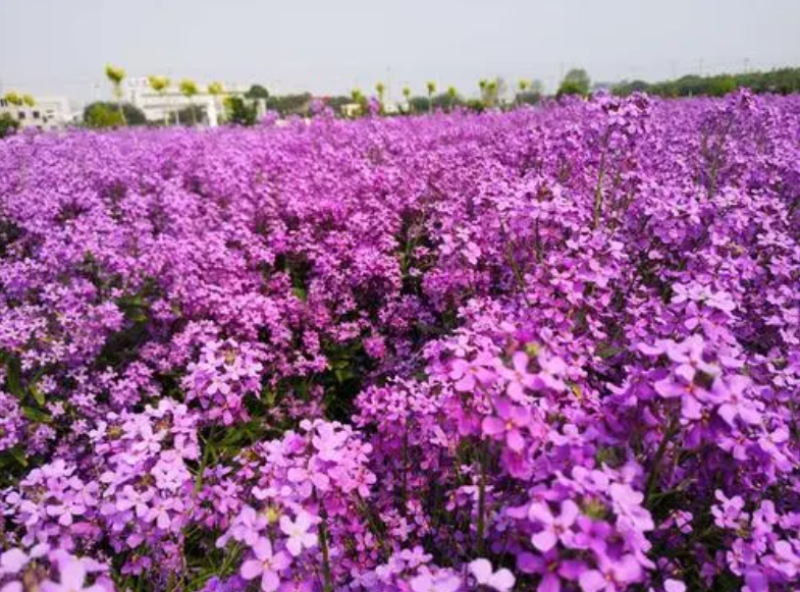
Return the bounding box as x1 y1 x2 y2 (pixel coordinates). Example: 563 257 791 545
0 90 798 591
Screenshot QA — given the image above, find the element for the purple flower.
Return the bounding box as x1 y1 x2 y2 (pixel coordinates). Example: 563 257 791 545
40 558 105 592
482 399 531 452
240 538 291 592
468 558 515 592
279 511 318 557
528 500 580 552
409 571 462 592
578 555 642 592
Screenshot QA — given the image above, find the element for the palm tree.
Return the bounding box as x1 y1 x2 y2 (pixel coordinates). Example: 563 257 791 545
478 79 488 106
516 79 530 105
207 81 225 124
4 92 23 107
148 76 171 125
350 88 364 117
426 81 436 114
446 86 458 111
402 86 412 113
179 79 199 125
487 80 498 108
375 82 386 111
105 64 126 124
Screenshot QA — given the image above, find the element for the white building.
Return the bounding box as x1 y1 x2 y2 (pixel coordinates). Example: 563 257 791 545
124 78 260 127
0 96 72 131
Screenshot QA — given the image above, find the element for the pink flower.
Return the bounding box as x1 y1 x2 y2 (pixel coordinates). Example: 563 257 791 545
664 579 686 592
482 399 531 452
528 500 580 552
469 558 515 592
0 548 28 575
240 538 291 592
578 555 642 592
40 558 105 592
409 571 462 592
279 511 318 557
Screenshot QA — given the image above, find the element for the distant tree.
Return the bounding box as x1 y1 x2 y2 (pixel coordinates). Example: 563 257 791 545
268 93 313 117
245 85 270 100
375 82 386 108
0 113 19 138
83 102 146 128
446 86 459 110
324 95 354 117
4 92 23 107
402 86 412 113
22 94 35 107
105 64 127 124
83 102 123 128
223 96 257 126
207 82 225 123
558 68 591 97
148 75 171 124
516 79 530 104
426 81 436 113
179 80 200 125
707 75 737 97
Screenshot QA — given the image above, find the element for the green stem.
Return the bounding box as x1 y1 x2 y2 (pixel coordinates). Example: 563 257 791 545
476 442 488 555
645 419 679 506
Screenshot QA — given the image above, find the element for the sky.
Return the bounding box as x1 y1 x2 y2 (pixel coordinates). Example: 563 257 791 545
1 0 799 104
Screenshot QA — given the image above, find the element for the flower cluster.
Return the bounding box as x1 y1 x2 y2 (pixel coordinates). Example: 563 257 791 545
0 90 798 590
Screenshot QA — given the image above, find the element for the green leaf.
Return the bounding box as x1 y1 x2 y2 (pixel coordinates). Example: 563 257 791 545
3 353 24 398
23 406 51 424
30 382 45 406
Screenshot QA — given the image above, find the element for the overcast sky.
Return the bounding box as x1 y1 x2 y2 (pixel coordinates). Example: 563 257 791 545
1 0 798 104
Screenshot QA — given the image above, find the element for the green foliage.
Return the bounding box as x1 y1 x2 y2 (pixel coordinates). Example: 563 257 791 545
4 92 23 106
613 67 800 98
83 102 146 128
179 79 199 98
0 113 19 139
266 93 313 117
245 84 270 100
223 96 257 126
558 69 591 97
148 75 170 93
557 80 588 98
207 81 225 96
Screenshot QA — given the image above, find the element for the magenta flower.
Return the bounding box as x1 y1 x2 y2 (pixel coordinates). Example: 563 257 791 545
40 558 106 592
528 500 580 552
578 555 642 592
279 511 318 557
409 571 462 592
497 351 537 400
468 558 515 592
482 399 531 452
240 538 291 592
0 548 28 575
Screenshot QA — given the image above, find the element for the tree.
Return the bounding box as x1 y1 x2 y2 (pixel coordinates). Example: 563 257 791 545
558 68 591 97
223 96 257 126
148 75 171 125
426 81 436 113
22 94 35 107
105 64 127 124
4 92 23 107
446 86 459 111
179 80 200 125
402 86 412 113
207 82 225 124
83 102 146 128
0 113 19 139
245 84 269 100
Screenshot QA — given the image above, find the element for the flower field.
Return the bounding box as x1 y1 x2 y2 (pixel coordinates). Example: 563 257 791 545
0 91 798 592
